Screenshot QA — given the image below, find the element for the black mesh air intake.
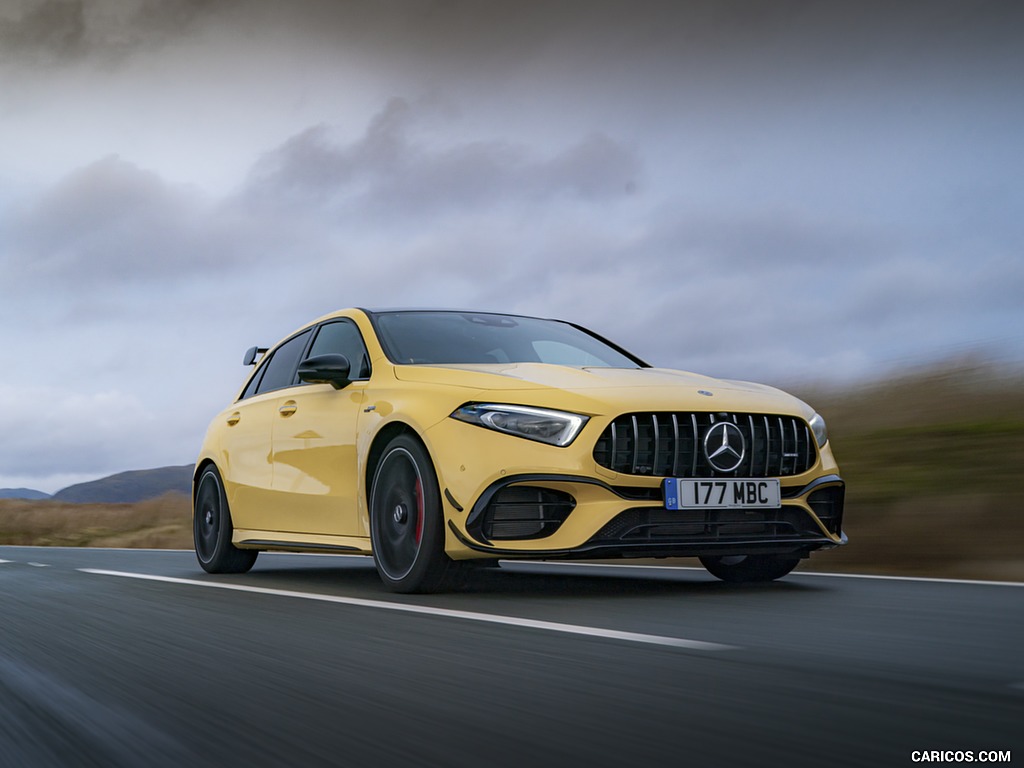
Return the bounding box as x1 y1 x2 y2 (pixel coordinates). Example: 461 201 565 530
477 486 576 541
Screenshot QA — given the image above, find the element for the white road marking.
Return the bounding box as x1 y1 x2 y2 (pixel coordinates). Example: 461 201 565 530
0 560 11 564
79 568 735 652
523 560 1024 587
789 571 1024 588
28 562 49 567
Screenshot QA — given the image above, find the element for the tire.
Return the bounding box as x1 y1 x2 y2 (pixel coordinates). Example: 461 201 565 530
369 435 452 593
699 554 800 583
193 466 258 574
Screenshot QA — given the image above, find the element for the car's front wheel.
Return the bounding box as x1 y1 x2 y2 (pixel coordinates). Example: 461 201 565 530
369 435 452 593
193 465 258 574
699 554 800 583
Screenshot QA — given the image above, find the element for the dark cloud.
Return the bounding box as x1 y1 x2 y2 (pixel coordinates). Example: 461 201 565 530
0 0 85 61
5 0 1022 77
0 0 222 64
12 155 206 282
4 155 289 304
244 97 641 218
2 98 639 320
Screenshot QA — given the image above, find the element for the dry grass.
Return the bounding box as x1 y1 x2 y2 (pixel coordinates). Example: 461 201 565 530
0 493 192 549
3 359 1022 581
790 358 1024 582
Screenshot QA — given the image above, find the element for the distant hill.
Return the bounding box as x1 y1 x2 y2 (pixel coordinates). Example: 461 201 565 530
0 488 52 500
52 465 193 504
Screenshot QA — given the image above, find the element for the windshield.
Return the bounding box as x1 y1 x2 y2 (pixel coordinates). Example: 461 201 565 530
372 311 645 368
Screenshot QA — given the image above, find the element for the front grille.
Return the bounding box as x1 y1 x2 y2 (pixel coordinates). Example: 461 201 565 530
593 506 825 544
476 486 576 541
593 412 816 478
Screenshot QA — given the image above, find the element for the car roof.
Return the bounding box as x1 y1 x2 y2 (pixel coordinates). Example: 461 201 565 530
360 307 554 319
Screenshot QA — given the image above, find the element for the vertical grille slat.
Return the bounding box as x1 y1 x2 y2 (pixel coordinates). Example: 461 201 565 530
690 414 699 476
747 415 758 477
670 414 680 477
774 417 782 479
650 415 660 476
594 411 817 478
631 414 640 474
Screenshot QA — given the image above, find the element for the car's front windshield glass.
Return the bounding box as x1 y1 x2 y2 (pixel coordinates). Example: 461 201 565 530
373 311 644 368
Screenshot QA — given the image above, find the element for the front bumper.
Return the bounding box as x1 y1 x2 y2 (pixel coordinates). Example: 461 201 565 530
443 470 845 561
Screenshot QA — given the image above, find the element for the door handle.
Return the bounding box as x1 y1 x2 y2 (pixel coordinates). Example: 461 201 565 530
279 401 298 417
226 412 241 426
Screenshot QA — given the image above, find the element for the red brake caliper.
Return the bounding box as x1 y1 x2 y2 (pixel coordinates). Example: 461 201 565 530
414 477 424 545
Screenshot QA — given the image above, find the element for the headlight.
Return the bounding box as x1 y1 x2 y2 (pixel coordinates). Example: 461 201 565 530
451 403 589 447
808 412 828 448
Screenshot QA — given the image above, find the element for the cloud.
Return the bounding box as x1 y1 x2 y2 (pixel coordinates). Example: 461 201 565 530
8 156 225 290
0 0 221 64
0 385 157 482
243 97 641 219
0 0 85 62
2 99 643 333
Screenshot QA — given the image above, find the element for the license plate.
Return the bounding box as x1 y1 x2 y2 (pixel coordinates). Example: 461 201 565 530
663 478 781 510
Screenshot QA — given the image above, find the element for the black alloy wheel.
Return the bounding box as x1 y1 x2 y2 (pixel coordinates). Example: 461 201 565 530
369 435 451 593
193 465 258 574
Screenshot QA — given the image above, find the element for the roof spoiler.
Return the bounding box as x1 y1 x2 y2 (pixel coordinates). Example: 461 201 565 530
243 346 268 366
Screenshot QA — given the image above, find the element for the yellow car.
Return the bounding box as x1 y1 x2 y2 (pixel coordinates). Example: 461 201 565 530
194 309 845 592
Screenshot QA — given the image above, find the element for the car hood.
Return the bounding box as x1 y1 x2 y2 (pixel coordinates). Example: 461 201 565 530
391 363 812 417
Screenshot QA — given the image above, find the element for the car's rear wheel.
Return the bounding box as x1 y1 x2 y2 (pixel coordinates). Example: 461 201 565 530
193 465 258 574
370 435 451 593
699 554 800 583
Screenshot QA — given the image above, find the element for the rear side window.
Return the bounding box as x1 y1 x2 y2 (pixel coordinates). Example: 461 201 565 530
308 321 371 379
253 330 312 395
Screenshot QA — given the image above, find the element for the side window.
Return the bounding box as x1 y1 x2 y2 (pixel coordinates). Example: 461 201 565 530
254 330 312 395
308 321 371 379
239 365 265 400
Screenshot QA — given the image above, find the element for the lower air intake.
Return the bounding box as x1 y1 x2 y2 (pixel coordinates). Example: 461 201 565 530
478 486 575 541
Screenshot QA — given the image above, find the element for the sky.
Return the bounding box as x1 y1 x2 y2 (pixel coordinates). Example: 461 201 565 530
1 0 1022 493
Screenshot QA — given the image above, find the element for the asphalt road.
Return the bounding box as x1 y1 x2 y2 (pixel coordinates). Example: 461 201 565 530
1 547 1020 768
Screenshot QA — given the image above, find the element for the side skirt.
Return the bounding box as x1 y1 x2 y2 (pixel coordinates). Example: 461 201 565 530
233 529 372 555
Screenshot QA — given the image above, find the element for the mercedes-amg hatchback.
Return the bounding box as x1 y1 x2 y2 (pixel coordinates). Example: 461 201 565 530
194 309 845 592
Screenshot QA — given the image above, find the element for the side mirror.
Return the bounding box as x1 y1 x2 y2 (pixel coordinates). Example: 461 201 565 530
297 354 352 390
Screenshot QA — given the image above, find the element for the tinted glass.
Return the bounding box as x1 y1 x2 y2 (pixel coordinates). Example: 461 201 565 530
373 312 642 368
239 365 265 400
254 330 311 394
308 321 371 378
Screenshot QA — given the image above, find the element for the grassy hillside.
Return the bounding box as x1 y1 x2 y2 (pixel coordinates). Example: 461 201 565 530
53 465 193 503
790 359 1024 581
1 359 1021 580
0 493 192 549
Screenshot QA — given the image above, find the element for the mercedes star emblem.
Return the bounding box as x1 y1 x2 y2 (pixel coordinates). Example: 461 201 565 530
704 421 746 473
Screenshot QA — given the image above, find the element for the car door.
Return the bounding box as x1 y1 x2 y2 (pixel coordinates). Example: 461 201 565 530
224 328 313 533
270 319 371 537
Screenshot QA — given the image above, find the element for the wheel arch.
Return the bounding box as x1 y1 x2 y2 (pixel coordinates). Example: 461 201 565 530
364 421 425 505
192 459 218 506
